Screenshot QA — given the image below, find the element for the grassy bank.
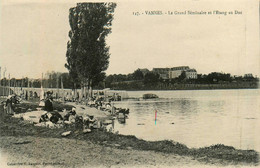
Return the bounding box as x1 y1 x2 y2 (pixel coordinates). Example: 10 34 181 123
0 102 258 166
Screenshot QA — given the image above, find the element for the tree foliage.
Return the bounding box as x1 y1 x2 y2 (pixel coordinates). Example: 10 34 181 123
65 3 116 89
144 72 160 84
132 69 144 80
177 71 186 81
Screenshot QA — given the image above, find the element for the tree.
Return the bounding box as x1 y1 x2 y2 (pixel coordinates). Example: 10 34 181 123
65 3 116 98
144 72 159 85
132 69 144 80
32 79 41 88
178 71 186 81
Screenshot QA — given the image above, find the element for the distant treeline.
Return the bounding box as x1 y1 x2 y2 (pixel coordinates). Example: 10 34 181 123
104 71 259 90
0 71 258 90
107 81 258 90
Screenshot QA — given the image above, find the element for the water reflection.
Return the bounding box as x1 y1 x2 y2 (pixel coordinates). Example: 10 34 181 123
207 100 225 114
112 89 260 151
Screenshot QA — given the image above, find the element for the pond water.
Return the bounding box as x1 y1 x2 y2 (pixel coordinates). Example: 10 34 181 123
111 89 260 151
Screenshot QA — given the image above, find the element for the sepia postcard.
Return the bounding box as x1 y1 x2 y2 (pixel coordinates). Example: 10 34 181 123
0 0 259 167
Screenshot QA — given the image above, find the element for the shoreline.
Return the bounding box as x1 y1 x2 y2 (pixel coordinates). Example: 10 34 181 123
111 87 259 92
3 84 259 92
119 87 259 93
0 100 259 167
106 81 259 91
65 102 112 121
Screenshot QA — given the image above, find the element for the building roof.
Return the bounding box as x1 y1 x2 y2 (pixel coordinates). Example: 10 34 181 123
170 66 190 71
186 69 197 72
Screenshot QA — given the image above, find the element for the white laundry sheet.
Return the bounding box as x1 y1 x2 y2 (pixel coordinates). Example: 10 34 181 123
13 110 46 124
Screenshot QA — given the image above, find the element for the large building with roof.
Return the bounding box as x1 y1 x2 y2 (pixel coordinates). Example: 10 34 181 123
153 66 197 79
184 69 197 79
152 68 170 79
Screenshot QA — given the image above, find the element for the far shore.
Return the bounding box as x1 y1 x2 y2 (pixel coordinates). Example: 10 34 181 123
4 84 258 95
117 87 259 92
108 84 259 91
0 98 259 167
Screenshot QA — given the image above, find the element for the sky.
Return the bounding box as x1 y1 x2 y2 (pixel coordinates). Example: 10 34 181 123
0 0 259 79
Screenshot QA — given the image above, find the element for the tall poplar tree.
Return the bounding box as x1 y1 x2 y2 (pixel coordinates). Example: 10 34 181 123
65 2 116 97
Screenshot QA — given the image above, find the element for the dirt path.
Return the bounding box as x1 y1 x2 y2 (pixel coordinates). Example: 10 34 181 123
0 136 206 168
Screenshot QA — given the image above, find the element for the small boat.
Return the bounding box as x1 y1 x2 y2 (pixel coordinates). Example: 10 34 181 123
142 93 159 99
